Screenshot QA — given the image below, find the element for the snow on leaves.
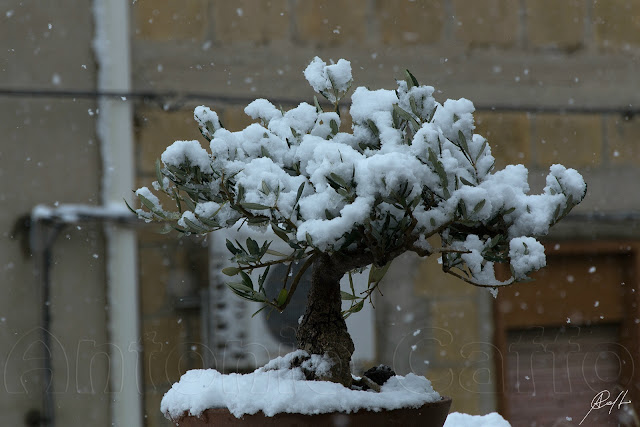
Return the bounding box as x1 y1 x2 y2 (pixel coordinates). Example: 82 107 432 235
133 57 586 305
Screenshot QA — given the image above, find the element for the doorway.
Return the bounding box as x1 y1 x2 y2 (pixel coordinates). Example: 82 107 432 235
494 242 640 426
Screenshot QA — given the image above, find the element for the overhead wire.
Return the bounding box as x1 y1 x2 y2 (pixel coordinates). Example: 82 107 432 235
0 87 637 117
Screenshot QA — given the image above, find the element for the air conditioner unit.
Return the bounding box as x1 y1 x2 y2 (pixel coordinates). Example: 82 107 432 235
204 224 375 373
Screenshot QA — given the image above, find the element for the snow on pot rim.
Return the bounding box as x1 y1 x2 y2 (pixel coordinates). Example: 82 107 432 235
161 350 441 420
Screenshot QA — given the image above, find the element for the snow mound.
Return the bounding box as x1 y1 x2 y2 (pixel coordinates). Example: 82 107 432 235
161 352 440 419
444 411 511 427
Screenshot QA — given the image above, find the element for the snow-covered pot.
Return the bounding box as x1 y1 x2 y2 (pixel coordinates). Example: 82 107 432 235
168 398 452 427
162 352 451 427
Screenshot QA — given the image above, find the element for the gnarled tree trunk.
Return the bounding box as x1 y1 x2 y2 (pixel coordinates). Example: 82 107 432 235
296 253 355 387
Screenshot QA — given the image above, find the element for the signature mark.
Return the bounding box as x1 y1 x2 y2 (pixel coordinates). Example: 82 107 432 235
580 389 632 425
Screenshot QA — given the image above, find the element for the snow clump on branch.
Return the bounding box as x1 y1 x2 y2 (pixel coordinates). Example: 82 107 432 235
133 56 586 293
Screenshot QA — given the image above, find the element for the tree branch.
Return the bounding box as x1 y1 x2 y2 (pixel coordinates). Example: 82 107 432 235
444 268 514 288
279 253 317 311
235 256 303 271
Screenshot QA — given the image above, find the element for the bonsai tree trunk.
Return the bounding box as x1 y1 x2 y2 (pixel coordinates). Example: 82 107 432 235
296 253 355 387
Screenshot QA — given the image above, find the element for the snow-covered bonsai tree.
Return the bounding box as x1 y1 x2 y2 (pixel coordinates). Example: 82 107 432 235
132 57 586 389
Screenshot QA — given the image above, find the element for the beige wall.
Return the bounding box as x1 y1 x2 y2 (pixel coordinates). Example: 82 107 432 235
131 1 640 421
0 1 110 426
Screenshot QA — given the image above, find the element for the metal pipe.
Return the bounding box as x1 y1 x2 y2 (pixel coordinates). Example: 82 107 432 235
29 219 63 427
93 0 143 425
28 206 138 426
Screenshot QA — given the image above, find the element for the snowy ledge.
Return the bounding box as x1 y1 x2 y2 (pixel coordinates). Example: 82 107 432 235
31 203 134 223
161 353 441 419
444 412 511 427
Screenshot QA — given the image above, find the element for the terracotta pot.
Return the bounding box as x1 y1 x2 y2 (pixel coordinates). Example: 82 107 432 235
169 396 452 427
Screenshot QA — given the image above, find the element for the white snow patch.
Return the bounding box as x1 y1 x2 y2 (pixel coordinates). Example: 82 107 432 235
161 352 440 419
509 237 546 280
161 140 213 173
444 412 511 427
194 106 221 140
32 203 132 223
304 57 353 103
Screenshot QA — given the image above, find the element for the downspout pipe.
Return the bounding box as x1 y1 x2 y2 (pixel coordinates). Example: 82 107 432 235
28 218 63 427
92 1 143 426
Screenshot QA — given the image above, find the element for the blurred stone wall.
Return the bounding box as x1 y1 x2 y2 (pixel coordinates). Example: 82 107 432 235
130 0 640 422
131 1 640 422
0 2 109 426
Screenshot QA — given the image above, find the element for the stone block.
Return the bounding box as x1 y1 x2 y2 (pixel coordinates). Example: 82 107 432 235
593 1 640 50
222 105 256 131
430 298 478 364
142 315 186 387
0 99 102 210
533 113 602 168
424 368 480 414
136 108 204 176
143 388 168 427
339 106 353 133
134 0 208 41
475 111 531 168
295 0 369 46
414 254 478 298
0 1 95 88
452 0 520 47
606 115 640 165
377 0 444 45
525 0 584 50
214 0 290 43
139 247 170 315
182 319 205 371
